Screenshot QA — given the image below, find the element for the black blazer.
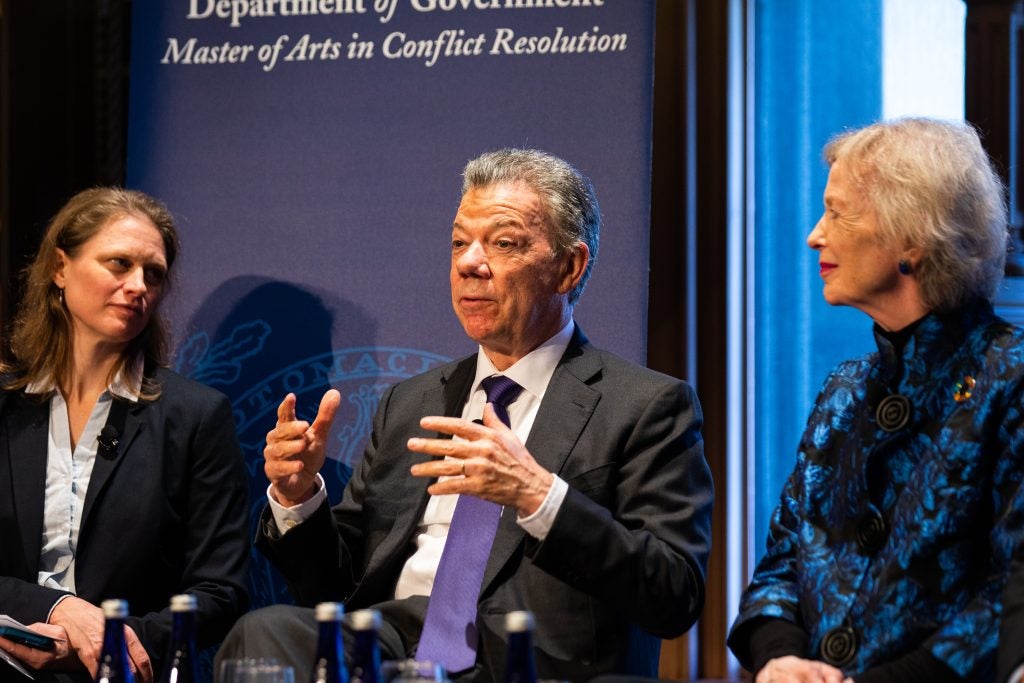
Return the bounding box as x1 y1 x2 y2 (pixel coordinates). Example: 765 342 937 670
258 329 713 681
0 368 250 676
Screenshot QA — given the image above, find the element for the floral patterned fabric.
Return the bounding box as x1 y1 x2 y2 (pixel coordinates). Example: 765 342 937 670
730 301 1024 680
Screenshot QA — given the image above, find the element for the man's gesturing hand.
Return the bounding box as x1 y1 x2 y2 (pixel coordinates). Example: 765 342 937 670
408 403 553 516
264 390 341 507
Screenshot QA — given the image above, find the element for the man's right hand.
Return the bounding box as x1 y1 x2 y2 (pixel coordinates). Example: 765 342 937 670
264 390 341 507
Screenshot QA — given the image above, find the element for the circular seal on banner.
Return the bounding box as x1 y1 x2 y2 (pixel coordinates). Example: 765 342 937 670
177 328 450 612
230 346 450 609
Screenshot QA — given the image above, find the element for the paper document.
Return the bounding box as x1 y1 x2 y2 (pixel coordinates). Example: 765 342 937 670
0 615 40 679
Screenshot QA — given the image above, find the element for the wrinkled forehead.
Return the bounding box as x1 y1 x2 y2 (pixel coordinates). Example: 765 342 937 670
824 158 874 206
455 182 550 229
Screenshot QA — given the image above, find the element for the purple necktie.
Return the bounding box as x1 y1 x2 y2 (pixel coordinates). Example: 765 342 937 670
416 375 524 673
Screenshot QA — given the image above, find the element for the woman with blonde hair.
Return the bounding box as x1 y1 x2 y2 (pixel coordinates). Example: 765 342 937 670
730 118 1024 682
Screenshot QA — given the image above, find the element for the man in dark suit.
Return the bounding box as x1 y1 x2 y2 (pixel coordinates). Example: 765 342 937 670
219 149 713 681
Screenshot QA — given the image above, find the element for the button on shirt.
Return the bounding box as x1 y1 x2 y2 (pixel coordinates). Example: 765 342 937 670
27 362 142 595
269 320 575 600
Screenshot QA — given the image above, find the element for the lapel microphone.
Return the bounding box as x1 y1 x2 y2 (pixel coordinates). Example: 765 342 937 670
97 425 121 458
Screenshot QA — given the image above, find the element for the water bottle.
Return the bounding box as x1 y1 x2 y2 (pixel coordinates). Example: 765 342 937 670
349 609 382 683
159 594 200 683
95 599 134 683
502 611 537 683
311 602 348 683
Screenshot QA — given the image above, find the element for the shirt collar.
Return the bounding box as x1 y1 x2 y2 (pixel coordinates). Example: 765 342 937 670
472 320 575 401
24 355 144 403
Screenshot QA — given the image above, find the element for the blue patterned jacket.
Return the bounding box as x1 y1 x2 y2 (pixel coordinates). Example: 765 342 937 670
730 302 1024 680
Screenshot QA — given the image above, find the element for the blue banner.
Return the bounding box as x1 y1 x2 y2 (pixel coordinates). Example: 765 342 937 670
128 0 656 610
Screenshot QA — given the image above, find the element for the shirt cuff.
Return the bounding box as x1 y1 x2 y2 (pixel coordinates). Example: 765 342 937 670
516 475 568 541
47 594 75 623
1009 663 1024 683
268 474 327 536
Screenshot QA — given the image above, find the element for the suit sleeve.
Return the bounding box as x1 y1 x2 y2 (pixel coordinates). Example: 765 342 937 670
0 580 72 626
125 390 250 662
0 390 72 625
525 379 713 639
727 449 812 670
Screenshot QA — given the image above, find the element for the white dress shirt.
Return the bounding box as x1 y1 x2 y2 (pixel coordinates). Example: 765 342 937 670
269 320 575 600
26 359 142 596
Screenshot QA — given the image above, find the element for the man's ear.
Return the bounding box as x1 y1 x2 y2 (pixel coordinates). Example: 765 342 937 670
557 242 589 296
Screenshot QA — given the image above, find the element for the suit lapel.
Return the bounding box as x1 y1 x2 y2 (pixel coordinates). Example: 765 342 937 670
5 395 50 574
481 335 603 592
360 357 477 584
80 400 145 532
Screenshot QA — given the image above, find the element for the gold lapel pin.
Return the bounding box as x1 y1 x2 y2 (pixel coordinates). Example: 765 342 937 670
953 376 976 403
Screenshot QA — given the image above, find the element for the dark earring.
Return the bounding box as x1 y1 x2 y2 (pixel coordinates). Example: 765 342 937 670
898 260 911 275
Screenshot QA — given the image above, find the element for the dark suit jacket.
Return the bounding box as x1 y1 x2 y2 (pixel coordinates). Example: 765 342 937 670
258 329 713 682
999 560 1024 683
0 368 250 678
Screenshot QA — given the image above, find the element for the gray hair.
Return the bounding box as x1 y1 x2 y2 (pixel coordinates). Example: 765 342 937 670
824 117 1008 310
462 148 600 305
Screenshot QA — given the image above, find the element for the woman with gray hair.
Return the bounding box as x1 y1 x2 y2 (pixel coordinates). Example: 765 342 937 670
728 118 1024 682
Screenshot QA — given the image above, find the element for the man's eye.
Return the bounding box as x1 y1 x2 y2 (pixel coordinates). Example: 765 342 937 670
452 239 466 250
495 239 514 249
109 258 131 270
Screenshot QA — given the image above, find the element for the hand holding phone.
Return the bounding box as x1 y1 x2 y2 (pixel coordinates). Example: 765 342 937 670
0 616 69 677
0 625 55 651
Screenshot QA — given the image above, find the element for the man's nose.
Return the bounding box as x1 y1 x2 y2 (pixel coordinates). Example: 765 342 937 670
456 242 490 277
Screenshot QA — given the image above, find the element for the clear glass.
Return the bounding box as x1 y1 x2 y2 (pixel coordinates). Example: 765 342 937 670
380 660 448 683
218 658 294 683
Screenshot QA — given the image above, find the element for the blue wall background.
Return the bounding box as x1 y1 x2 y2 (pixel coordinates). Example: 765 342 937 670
753 0 882 557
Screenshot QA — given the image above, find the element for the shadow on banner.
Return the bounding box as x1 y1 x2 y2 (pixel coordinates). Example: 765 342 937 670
176 276 451 612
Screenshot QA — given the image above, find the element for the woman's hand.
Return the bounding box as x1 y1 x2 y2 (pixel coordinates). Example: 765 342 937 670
756 655 851 683
0 622 70 670
49 596 153 682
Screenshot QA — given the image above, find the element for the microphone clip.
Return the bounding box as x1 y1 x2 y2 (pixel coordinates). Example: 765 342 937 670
97 425 120 457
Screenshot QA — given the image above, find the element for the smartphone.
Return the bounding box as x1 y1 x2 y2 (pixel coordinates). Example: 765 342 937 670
0 625 55 651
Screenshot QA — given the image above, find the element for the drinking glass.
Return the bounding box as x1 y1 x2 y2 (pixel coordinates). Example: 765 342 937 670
381 659 449 683
218 658 295 683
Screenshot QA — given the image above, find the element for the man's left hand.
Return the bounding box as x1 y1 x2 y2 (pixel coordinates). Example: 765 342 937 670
408 403 554 516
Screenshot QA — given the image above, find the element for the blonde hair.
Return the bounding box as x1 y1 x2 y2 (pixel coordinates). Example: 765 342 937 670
824 118 1008 310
